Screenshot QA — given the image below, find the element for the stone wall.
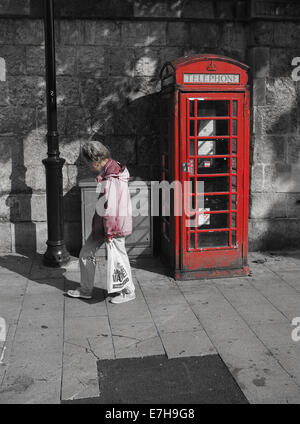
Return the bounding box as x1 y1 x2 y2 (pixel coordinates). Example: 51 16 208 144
0 0 300 254
249 19 300 249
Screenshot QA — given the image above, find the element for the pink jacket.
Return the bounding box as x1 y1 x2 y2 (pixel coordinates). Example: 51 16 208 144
91 159 132 240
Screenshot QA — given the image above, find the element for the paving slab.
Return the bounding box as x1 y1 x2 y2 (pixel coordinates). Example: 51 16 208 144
0 254 33 277
61 314 113 401
111 321 165 359
216 282 288 325
160 329 216 359
106 296 153 326
148 302 203 334
61 341 100 401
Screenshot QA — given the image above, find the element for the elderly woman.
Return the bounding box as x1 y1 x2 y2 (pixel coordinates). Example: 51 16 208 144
67 141 135 304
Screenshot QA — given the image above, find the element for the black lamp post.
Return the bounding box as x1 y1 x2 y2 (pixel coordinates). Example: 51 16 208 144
42 0 70 266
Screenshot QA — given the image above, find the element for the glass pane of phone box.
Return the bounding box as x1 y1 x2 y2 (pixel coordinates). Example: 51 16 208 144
196 232 229 248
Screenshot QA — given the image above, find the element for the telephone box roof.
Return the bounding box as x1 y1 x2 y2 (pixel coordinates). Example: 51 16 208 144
160 54 249 78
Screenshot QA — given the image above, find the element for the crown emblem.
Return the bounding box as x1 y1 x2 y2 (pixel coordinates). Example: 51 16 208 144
207 61 217 72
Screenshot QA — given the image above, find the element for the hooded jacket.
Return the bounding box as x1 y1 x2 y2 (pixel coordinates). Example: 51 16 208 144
91 158 132 240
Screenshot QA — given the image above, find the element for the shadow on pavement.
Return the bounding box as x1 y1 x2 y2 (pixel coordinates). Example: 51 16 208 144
62 354 248 404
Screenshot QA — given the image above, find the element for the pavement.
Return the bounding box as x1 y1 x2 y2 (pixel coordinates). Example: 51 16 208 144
0 249 300 404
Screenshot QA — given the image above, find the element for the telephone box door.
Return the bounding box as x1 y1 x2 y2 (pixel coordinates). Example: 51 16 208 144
180 92 246 271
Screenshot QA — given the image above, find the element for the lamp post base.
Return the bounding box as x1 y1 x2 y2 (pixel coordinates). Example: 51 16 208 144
43 241 70 267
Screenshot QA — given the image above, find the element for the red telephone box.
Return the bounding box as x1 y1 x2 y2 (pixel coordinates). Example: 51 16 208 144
159 54 250 280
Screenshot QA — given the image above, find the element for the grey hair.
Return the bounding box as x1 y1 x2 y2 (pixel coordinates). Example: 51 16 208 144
81 141 111 162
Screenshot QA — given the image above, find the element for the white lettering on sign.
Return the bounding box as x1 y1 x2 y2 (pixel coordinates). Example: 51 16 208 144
184 73 240 84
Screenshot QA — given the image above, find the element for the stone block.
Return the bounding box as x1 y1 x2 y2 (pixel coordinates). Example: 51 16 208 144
7 76 45 107
0 136 12 192
31 194 47 221
10 222 36 254
137 134 160 165
222 22 246 53
25 165 46 191
0 19 15 44
23 129 47 166
253 135 285 164
5 193 46 222
286 194 300 218
215 0 235 19
189 23 219 49
0 222 11 252
76 46 105 77
253 106 264 135
127 164 153 181
0 194 10 219
132 96 160 135
66 163 91 187
25 165 68 192
15 18 44 45
56 76 80 106
263 163 300 193
250 193 286 219
133 48 159 77
274 22 300 48
266 77 296 106
56 45 77 76
264 106 292 135
249 47 270 78
253 78 266 106
64 106 91 138
0 45 26 75
287 136 300 165
107 47 134 77
247 219 272 251
266 219 300 249
250 164 263 193
88 20 121 46
59 19 85 45
159 47 183 66
59 139 81 165
181 0 215 18
249 21 274 46
166 22 189 46
270 48 297 78
0 80 11 106
0 106 36 135
0 1 30 16
133 0 165 17
35 221 48 254
25 45 46 75
105 135 136 165
79 77 105 114
121 21 167 47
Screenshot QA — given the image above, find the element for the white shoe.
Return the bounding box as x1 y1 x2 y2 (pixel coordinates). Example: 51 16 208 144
110 291 136 304
66 289 92 299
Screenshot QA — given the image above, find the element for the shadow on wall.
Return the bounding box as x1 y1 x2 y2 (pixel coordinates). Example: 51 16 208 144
248 48 300 252
1 6 248 258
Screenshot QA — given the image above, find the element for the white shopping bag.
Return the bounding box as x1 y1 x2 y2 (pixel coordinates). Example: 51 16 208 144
106 239 132 294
